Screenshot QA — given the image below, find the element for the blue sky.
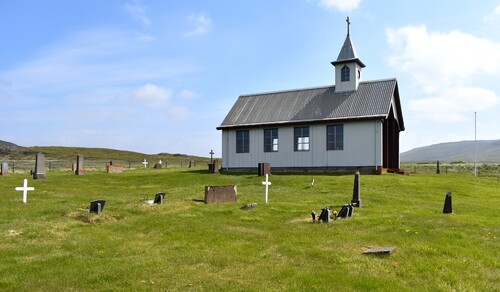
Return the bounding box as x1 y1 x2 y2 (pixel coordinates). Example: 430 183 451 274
1 0 499 157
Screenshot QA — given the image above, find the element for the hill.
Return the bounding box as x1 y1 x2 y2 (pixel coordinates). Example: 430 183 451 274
0 139 18 147
0 145 210 162
401 139 500 162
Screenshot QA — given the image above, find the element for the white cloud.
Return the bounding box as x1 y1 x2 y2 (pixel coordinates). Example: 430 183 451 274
483 4 500 23
184 13 213 37
387 25 500 93
124 0 151 26
317 0 361 12
129 84 172 107
409 87 500 122
179 89 199 100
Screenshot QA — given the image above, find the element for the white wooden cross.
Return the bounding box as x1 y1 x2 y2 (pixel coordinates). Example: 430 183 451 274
262 173 272 204
142 159 149 168
15 178 34 204
158 159 163 165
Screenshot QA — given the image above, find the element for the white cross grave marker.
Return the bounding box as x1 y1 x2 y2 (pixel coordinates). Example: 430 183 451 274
262 173 272 204
15 178 34 203
159 159 162 165
142 159 149 168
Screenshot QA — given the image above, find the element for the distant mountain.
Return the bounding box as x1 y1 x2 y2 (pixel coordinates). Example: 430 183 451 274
401 140 500 162
0 140 18 147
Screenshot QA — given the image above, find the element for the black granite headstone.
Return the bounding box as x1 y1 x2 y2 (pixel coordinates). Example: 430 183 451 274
318 207 331 223
89 200 106 214
351 171 361 207
154 192 165 204
338 204 353 218
443 192 452 213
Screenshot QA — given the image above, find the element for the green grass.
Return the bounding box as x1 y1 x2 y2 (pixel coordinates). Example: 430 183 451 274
1 169 499 291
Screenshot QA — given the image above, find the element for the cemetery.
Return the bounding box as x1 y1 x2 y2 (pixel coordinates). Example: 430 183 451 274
0 165 498 290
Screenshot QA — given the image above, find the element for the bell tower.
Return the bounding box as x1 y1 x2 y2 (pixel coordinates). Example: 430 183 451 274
331 17 365 93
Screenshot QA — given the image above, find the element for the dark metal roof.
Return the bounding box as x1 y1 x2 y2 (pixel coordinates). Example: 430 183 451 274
217 78 404 130
331 34 366 68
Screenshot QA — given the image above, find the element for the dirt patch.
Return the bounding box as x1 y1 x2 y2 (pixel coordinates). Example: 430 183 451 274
68 211 122 224
7 229 22 236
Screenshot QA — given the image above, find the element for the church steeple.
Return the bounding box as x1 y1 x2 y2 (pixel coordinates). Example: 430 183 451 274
331 17 365 93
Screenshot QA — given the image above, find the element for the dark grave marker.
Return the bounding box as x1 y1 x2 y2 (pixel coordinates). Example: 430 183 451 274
311 210 316 221
154 192 165 204
204 185 237 204
318 207 331 223
76 155 85 175
210 159 219 174
89 200 106 214
338 203 354 218
351 171 361 207
153 163 162 169
33 153 46 179
443 192 452 213
258 162 271 176
1 162 9 176
436 160 440 174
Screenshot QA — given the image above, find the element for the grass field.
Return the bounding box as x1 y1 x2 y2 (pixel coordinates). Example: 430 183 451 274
0 168 498 291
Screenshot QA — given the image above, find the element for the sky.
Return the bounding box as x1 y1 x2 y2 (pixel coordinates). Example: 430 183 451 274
1 0 500 157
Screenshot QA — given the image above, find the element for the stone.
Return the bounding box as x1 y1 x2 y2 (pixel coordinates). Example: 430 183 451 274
338 203 353 218
89 200 106 214
154 192 165 204
319 207 331 223
33 153 46 179
76 155 85 175
1 162 9 176
240 203 258 210
106 161 124 173
211 159 219 174
443 192 452 213
363 247 396 255
204 185 237 204
258 162 271 176
351 171 361 207
153 163 162 169
189 161 195 168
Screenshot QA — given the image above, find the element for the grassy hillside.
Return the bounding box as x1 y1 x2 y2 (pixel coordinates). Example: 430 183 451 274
0 140 18 147
401 139 500 162
0 145 211 162
0 169 498 290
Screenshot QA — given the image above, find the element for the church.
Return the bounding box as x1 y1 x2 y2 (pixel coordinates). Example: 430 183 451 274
217 18 405 173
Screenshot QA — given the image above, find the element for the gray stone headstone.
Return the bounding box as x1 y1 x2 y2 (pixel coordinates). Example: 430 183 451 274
351 171 361 207
1 162 9 176
258 163 271 176
204 185 237 204
443 192 452 213
211 159 219 174
76 155 85 175
33 153 46 179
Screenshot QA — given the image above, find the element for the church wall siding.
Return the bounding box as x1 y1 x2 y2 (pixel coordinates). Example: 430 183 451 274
221 120 383 170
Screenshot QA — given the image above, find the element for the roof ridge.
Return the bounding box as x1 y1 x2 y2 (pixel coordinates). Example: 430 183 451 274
239 78 397 98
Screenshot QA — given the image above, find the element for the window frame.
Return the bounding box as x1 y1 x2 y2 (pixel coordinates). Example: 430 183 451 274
341 65 350 82
264 128 279 152
294 126 310 152
326 124 344 151
236 130 250 153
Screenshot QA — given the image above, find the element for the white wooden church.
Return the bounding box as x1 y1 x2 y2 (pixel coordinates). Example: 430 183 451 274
217 18 405 173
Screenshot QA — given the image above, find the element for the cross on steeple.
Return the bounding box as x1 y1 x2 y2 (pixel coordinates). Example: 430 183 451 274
346 16 350 35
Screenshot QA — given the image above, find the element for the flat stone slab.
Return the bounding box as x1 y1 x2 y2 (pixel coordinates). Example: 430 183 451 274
363 247 396 255
240 203 258 210
204 185 237 204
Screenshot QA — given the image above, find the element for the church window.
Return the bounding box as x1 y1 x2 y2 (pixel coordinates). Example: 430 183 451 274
294 127 310 151
341 65 350 82
327 124 343 150
236 130 249 153
264 128 278 152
